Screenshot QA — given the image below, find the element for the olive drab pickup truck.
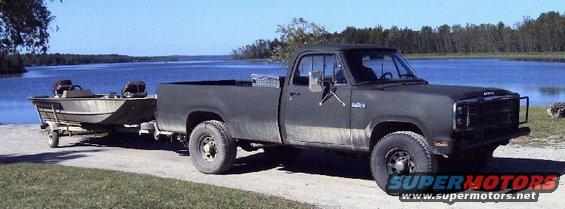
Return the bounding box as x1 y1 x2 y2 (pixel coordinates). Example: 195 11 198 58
155 44 531 191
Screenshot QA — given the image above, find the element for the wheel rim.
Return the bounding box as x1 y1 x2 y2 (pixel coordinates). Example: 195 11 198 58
199 134 217 162
385 149 415 175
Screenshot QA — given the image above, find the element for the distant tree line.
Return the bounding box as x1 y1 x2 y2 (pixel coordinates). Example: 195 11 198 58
232 11 565 61
18 54 135 66
136 55 232 62
0 53 233 70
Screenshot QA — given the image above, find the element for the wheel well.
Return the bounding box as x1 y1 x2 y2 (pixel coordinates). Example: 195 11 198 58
369 121 424 150
186 111 223 136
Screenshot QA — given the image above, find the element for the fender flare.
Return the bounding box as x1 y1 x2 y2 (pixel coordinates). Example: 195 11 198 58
365 115 431 145
185 106 227 133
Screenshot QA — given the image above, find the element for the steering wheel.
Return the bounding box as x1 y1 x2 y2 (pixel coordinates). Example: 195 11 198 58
71 85 83 90
380 72 393 80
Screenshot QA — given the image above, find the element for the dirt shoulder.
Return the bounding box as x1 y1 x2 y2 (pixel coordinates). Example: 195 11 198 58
1 124 564 209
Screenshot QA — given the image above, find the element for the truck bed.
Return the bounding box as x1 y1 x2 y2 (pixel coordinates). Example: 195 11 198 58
156 79 283 143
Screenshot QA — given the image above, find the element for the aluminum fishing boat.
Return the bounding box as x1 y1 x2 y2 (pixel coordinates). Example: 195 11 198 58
29 80 156 126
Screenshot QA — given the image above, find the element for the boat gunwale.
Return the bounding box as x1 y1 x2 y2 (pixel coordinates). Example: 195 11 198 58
28 95 156 102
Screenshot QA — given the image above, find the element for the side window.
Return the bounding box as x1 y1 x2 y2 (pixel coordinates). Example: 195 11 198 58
323 55 334 79
334 57 347 84
312 56 324 73
324 55 347 84
293 54 347 85
294 56 312 85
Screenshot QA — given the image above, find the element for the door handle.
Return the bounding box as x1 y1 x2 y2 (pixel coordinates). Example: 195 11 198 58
289 92 300 96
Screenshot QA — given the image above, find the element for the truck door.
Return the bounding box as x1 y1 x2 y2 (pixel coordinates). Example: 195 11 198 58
283 54 352 145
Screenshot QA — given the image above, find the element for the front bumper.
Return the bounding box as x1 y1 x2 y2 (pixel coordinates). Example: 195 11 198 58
457 126 531 150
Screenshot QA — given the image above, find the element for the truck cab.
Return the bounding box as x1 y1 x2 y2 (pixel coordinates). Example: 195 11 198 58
156 44 530 192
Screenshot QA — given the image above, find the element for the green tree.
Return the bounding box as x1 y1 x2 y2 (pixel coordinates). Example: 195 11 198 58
271 17 328 61
536 11 561 52
231 39 283 60
0 0 55 74
437 24 452 53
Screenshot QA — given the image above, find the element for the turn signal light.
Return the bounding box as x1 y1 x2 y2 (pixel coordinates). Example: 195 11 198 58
434 140 448 147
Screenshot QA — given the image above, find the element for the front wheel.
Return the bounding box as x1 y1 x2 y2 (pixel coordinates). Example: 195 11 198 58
188 120 237 174
370 131 438 193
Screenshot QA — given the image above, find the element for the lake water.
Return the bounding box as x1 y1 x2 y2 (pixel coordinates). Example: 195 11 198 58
0 59 564 124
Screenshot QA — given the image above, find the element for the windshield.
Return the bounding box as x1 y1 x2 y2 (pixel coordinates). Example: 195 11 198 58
344 50 421 84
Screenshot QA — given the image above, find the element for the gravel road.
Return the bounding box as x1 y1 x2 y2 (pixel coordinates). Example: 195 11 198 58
1 124 564 208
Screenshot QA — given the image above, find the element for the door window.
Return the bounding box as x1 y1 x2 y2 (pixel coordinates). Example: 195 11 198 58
293 54 347 85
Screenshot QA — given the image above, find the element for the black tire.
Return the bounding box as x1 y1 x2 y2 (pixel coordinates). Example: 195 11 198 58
188 120 237 174
370 131 438 193
263 146 301 164
440 145 497 174
47 130 59 148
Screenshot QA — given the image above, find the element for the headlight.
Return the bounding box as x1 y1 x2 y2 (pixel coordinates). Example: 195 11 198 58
453 102 470 130
456 106 466 114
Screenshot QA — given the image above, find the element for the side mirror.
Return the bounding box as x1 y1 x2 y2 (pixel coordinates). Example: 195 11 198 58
308 70 324 92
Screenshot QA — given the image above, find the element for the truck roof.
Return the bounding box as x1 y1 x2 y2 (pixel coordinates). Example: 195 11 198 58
296 44 395 53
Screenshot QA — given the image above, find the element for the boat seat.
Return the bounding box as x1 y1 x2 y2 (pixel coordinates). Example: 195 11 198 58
61 90 94 98
122 81 147 98
53 80 74 96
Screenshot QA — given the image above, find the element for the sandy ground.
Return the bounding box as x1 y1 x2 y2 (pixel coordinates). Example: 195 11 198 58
1 124 564 209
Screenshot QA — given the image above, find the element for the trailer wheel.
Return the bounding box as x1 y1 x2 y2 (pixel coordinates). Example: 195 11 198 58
188 120 236 174
263 146 301 164
47 130 60 148
370 131 438 194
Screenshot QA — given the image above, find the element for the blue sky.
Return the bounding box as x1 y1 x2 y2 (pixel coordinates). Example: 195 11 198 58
47 0 564 56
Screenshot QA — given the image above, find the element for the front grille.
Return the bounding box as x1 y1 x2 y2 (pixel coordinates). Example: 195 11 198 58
475 99 517 129
454 96 519 133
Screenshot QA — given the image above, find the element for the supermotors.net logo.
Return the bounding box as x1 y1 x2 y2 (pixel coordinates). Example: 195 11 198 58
387 173 559 204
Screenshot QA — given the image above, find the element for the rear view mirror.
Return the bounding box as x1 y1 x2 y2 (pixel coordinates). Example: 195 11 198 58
308 70 324 92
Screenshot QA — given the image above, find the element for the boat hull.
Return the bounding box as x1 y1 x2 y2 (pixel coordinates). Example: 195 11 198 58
29 97 156 125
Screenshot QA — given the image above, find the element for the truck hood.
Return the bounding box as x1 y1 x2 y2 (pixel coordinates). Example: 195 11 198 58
358 83 514 100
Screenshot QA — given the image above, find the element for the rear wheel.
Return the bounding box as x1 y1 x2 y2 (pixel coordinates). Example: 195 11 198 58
370 131 438 193
263 146 301 164
47 130 59 148
188 120 236 174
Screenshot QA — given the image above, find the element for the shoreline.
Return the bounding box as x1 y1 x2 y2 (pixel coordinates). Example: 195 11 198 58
6 51 563 73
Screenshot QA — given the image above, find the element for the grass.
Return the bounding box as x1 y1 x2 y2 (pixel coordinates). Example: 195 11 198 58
513 106 565 147
404 51 565 61
0 163 312 209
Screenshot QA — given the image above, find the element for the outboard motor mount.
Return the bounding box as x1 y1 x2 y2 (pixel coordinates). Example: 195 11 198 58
53 80 73 96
